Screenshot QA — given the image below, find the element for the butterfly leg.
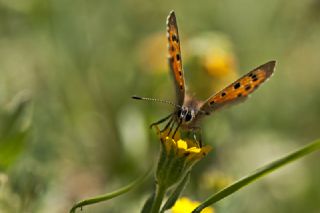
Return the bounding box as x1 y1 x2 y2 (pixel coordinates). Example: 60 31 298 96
160 117 173 132
172 119 182 139
150 113 173 129
167 118 178 136
191 127 202 147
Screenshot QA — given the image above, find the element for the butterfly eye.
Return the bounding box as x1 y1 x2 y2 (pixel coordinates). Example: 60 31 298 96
185 112 192 122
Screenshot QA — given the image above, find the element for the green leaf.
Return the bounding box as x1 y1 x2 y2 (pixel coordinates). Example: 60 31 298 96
192 138 320 213
0 96 30 170
160 171 190 213
141 191 155 213
69 167 152 213
0 130 29 170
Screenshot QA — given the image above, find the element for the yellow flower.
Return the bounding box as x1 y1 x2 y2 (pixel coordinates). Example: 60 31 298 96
203 50 236 78
172 197 215 213
154 126 211 189
187 32 238 92
157 126 211 162
187 32 237 77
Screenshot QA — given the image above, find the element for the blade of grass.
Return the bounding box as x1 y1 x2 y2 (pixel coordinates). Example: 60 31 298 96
192 138 320 213
70 167 152 213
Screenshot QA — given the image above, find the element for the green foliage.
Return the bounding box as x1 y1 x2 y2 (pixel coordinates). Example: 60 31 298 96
0 96 30 170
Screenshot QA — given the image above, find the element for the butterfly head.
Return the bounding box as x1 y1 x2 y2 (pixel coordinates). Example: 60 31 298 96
178 107 196 124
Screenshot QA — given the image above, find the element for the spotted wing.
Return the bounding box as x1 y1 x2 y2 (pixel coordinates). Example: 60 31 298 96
167 10 185 106
200 61 276 114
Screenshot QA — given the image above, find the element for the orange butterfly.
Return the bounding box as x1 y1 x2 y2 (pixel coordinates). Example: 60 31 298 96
133 11 276 146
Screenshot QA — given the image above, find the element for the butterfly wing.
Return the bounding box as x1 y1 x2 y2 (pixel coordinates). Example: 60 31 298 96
200 61 276 114
167 11 185 106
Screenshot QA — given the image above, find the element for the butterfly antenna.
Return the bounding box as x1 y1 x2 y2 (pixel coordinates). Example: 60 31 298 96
131 95 181 108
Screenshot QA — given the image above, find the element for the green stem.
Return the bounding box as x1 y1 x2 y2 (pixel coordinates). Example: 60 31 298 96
70 168 151 213
151 185 167 213
193 138 320 213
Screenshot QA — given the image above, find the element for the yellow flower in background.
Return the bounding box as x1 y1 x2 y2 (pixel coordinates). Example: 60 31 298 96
187 32 237 76
187 32 238 92
204 50 236 78
172 197 215 213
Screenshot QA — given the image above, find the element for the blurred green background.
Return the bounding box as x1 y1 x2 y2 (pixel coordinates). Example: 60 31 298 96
0 0 319 212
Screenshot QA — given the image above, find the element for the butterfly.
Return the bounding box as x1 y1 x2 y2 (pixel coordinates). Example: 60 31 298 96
133 11 276 146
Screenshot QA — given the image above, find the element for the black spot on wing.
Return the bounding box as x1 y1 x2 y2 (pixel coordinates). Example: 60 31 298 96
234 82 241 89
172 34 179 42
251 74 258 82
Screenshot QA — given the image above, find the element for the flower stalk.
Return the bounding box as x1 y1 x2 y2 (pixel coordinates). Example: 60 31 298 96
69 167 151 213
